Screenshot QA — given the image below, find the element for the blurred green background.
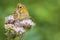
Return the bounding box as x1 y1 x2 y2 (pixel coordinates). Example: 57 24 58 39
0 0 60 40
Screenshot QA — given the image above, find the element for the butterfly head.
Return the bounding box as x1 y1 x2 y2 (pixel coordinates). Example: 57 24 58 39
17 3 25 10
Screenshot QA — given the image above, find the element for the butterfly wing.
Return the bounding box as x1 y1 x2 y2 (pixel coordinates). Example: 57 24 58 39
13 3 30 20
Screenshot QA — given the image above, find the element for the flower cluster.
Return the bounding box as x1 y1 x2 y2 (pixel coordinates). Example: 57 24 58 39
5 15 14 24
5 15 35 35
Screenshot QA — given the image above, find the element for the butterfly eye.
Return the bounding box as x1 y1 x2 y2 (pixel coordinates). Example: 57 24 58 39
20 7 22 8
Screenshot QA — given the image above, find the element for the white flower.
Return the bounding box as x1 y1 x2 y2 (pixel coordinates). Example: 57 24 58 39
5 24 14 29
5 15 14 23
14 20 20 27
13 27 25 34
20 19 35 26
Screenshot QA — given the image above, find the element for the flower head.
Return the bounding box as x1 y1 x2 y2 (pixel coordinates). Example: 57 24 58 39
5 15 14 23
20 19 35 26
13 27 25 34
14 20 20 27
5 24 14 30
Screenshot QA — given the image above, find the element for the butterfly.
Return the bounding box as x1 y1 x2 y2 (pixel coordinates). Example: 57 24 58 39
13 3 30 20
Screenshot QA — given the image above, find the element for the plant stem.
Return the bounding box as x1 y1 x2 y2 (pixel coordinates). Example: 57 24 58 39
8 30 11 40
19 34 25 40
